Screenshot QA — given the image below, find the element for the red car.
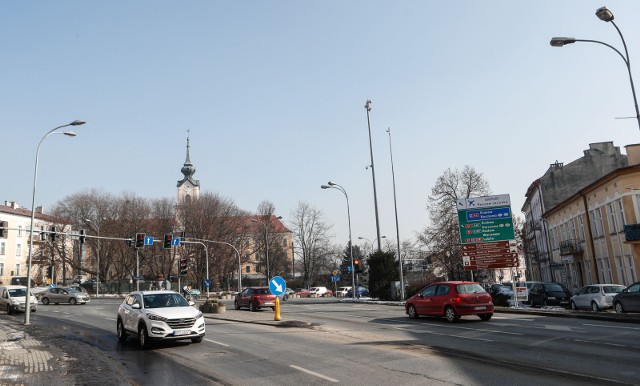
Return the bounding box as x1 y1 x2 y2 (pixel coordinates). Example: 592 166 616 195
234 287 276 312
405 281 494 322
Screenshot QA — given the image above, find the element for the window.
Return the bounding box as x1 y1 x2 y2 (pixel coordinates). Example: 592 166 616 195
17 225 22 237
16 244 22 256
0 241 5 255
245 265 251 273
578 215 585 240
608 203 617 233
617 199 626 230
282 238 287 247
0 262 4 276
570 219 577 240
14 264 20 276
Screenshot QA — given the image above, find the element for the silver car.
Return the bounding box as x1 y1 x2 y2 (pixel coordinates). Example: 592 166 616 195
570 284 625 311
39 287 91 305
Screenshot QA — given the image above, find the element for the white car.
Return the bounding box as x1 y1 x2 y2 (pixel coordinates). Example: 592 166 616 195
117 290 205 349
570 284 626 311
309 286 328 296
0 285 38 314
335 287 351 297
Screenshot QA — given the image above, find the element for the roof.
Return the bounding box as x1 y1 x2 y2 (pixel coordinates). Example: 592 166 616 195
234 215 291 234
0 204 64 223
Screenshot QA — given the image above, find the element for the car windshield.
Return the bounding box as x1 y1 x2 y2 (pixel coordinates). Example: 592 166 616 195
543 283 566 292
143 293 189 308
9 289 27 297
457 284 487 294
254 288 270 295
66 288 81 293
603 286 625 294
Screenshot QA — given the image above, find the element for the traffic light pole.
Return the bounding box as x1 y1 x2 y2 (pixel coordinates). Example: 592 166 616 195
136 249 140 291
182 240 209 299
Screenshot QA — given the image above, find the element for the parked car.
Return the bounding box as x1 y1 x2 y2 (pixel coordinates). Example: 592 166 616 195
309 286 328 296
570 284 626 311
528 282 572 308
516 281 544 305
405 281 493 322
346 286 370 298
613 282 640 313
0 285 38 314
278 288 294 301
335 286 351 297
489 284 513 306
39 287 91 305
294 288 311 297
234 287 276 312
117 290 205 349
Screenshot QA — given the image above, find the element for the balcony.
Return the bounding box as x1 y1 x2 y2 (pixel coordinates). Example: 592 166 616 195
624 224 640 242
559 239 583 255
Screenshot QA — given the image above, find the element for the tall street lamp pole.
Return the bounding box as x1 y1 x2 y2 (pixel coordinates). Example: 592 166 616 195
252 216 282 286
25 119 85 325
387 127 405 301
550 6 640 131
322 181 356 300
365 100 382 251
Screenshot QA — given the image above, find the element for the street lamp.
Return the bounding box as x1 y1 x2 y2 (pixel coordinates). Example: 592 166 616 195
25 119 85 325
85 217 106 298
550 6 640 131
357 235 386 254
187 237 242 293
364 100 382 250
387 127 405 301
321 181 356 300
252 215 283 286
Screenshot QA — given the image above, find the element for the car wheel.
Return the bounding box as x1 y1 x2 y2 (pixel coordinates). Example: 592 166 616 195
117 319 127 342
614 302 625 314
407 305 419 319
249 301 257 312
42 298 50 305
6 304 12 315
479 314 492 321
570 301 578 310
191 336 203 343
69 298 77 305
591 301 600 312
444 306 459 322
234 300 240 310
138 324 149 349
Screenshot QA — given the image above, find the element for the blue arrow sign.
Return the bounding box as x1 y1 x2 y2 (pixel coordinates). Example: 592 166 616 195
269 276 286 296
144 236 154 245
172 237 180 246
202 279 212 288
331 275 340 282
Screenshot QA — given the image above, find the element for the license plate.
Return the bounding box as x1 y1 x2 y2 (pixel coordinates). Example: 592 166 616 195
475 306 487 310
174 329 191 336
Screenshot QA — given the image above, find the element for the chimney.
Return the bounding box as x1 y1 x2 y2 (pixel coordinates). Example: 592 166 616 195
36 206 44 214
625 144 640 166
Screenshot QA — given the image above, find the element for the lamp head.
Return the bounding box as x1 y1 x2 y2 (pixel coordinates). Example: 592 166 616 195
596 6 614 22
276 216 283 220
550 37 576 47
328 181 337 186
320 185 330 189
63 131 77 137
70 120 86 126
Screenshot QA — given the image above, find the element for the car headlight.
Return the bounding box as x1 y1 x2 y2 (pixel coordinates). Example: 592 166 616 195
11 299 20 305
548 297 557 300
196 311 203 319
146 313 168 322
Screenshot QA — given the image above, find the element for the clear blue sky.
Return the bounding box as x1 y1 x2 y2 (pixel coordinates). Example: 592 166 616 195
3 1 640 249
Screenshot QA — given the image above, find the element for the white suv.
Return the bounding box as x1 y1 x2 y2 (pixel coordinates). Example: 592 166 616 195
117 290 205 349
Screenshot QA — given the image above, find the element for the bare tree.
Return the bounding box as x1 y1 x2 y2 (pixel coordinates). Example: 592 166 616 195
418 166 491 280
290 201 334 287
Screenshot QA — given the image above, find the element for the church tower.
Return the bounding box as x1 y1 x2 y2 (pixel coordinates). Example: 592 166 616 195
177 131 200 204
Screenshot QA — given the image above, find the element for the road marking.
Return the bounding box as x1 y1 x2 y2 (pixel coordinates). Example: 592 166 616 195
416 330 493 342
603 342 625 347
205 339 229 347
290 365 339 383
582 323 640 331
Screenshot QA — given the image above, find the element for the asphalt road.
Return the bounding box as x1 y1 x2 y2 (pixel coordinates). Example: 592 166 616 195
3 297 639 385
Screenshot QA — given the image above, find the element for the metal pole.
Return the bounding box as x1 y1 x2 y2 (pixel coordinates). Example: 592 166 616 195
365 100 382 251
136 249 140 291
387 128 405 301
96 224 100 298
265 224 270 286
185 238 242 293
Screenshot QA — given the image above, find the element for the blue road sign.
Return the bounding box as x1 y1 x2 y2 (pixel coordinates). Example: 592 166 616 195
330 275 340 282
172 237 180 246
144 236 154 245
203 279 212 288
269 276 286 296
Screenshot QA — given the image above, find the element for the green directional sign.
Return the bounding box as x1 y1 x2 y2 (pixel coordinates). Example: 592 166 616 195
457 195 515 244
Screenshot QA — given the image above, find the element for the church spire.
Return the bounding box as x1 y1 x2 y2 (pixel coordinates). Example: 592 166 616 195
180 130 196 180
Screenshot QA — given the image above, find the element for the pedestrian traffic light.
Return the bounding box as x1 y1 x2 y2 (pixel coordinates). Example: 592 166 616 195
135 233 145 249
179 258 188 276
79 229 86 245
50 226 57 242
40 226 46 241
0 221 8 238
163 234 173 249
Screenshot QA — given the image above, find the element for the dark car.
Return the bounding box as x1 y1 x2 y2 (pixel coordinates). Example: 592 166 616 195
346 286 369 298
613 282 640 313
489 284 513 307
234 287 276 312
405 281 494 322
528 282 572 308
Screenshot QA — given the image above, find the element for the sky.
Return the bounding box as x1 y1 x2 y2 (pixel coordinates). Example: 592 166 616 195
3 1 640 251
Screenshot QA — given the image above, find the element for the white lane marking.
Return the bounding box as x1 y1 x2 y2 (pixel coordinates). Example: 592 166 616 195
205 339 229 347
416 330 493 342
582 323 640 331
416 322 522 336
290 365 339 383
603 342 626 347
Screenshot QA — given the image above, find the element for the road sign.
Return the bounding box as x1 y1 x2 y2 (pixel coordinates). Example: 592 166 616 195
202 279 212 288
144 236 154 246
330 275 340 282
269 276 286 296
172 237 180 246
457 194 515 245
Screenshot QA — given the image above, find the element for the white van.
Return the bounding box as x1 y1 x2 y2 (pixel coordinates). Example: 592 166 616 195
309 287 328 296
0 285 38 314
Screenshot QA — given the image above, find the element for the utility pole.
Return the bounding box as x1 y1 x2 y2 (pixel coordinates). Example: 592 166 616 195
365 100 382 251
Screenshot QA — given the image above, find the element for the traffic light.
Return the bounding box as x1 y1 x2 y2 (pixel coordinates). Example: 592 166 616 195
40 226 46 241
163 234 173 249
179 258 188 276
79 229 86 245
354 258 363 274
0 221 8 238
50 226 57 242
135 233 145 249
46 266 53 278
